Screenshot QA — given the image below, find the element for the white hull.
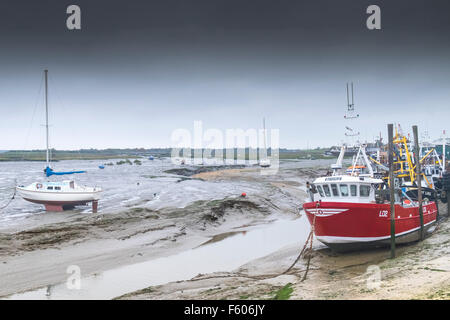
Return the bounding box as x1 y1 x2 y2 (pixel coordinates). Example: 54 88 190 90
259 159 271 167
16 187 101 204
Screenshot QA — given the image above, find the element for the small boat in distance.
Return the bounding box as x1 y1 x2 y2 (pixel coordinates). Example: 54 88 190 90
16 70 102 212
259 117 271 168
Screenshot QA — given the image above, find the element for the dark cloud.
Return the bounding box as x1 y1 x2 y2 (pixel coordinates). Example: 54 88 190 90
0 1 449 149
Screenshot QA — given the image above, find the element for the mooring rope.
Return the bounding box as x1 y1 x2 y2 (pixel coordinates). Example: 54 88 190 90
282 204 317 281
0 181 17 212
190 204 318 284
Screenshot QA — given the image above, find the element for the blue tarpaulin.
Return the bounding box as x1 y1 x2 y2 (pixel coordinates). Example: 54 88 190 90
44 166 86 177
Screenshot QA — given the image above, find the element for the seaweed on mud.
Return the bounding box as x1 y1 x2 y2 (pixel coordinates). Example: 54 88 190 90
14 225 88 239
176 177 204 183
128 207 159 216
90 210 159 228
164 165 246 177
7 226 88 252
202 199 269 222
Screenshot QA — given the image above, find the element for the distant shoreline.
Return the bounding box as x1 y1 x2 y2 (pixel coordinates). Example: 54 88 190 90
0 148 338 162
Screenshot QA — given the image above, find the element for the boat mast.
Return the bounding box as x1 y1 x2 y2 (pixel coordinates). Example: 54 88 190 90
45 69 49 168
443 130 446 172
263 117 267 152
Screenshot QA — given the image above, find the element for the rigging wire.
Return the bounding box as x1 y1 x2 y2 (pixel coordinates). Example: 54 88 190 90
48 73 84 166
21 72 45 160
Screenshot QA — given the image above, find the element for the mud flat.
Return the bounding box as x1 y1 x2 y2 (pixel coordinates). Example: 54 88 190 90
164 165 246 177
119 210 450 300
0 197 279 298
0 160 327 298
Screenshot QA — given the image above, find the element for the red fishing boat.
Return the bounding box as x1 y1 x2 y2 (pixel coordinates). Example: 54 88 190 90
303 145 438 252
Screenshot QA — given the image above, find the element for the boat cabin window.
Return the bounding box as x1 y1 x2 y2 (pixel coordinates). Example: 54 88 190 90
316 185 324 197
360 185 371 197
339 184 349 196
55 186 61 191
350 185 357 196
47 186 53 190
322 184 331 197
330 184 339 196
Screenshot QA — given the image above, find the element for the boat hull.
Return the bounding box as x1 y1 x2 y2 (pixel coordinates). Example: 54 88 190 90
16 187 101 212
303 201 437 252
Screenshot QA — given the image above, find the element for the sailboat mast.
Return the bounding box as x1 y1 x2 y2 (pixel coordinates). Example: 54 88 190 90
44 69 49 167
263 117 267 151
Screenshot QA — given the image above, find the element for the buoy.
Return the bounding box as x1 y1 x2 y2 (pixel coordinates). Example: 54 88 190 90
241 192 247 197
99 165 105 169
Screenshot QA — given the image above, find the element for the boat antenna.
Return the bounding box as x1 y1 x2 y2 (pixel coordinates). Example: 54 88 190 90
346 83 350 109
344 82 360 136
344 82 359 120
45 69 49 169
351 82 354 108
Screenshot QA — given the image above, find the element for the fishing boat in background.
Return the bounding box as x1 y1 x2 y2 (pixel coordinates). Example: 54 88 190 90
16 70 102 212
420 130 448 192
389 126 443 202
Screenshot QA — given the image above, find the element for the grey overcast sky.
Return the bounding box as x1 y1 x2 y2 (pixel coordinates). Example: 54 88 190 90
1 0 449 149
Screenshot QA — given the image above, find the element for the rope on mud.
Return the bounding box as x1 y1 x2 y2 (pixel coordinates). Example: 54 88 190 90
190 267 320 282
0 181 17 212
282 205 317 281
189 204 318 284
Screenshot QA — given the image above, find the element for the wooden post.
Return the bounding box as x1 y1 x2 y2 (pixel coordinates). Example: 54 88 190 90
92 200 98 213
447 188 450 218
412 125 425 241
388 124 396 258
435 191 440 221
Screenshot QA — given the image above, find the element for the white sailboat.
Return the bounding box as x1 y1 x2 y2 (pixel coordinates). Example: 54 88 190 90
259 117 271 167
16 70 102 212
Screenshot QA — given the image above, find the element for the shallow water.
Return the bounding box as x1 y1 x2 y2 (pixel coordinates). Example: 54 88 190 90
0 158 259 226
7 216 312 300
0 158 336 226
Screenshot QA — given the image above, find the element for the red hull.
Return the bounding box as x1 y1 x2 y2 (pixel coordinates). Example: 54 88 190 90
303 201 437 252
24 198 97 213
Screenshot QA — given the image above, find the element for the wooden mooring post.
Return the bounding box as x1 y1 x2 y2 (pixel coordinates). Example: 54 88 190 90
446 170 450 218
388 124 396 258
412 125 425 241
445 189 450 218
435 191 440 221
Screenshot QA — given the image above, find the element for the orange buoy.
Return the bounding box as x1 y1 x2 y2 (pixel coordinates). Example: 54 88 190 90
241 192 247 197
